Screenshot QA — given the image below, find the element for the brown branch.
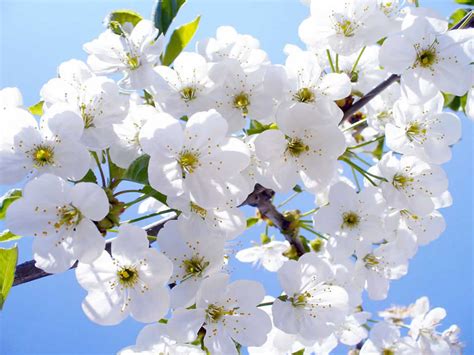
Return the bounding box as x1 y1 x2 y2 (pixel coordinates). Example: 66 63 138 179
341 10 474 123
240 184 306 256
13 214 177 287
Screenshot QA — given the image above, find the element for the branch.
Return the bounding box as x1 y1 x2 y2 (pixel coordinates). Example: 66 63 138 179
12 214 177 287
341 10 474 123
240 184 306 256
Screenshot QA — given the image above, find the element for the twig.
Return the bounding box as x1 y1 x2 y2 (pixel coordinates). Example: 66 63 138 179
12 214 177 287
240 184 306 256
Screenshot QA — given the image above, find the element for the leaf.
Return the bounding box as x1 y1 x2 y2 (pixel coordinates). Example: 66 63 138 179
448 96 462 111
0 230 21 243
454 0 474 5
0 189 22 220
0 245 18 310
246 120 277 135
123 154 151 185
246 217 259 228
73 169 98 184
162 16 201 66
141 185 167 205
292 184 303 193
372 137 385 161
449 8 469 28
28 101 44 116
108 9 143 35
153 0 187 35
292 350 305 355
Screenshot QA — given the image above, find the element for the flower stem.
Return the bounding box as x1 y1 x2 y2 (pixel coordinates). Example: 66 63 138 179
91 151 106 187
300 207 319 217
348 135 385 150
257 301 274 307
351 166 361 192
351 46 366 76
277 191 301 208
326 49 336 72
342 117 367 132
113 189 143 197
121 209 175 224
335 53 340 73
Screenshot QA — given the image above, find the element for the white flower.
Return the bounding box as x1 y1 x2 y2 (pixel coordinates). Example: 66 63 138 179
380 16 473 103
442 325 463 354
236 239 290 272
386 94 461 164
0 87 23 109
168 273 272 355
254 103 346 193
336 311 371 346
109 104 161 168
369 152 449 216
119 323 205 355
84 19 164 89
360 321 420 354
466 86 474 121
139 109 250 208
168 195 246 241
384 208 446 246
408 297 451 353
299 0 388 55
314 182 386 257
272 253 349 342
354 236 413 300
6 174 109 273
366 82 401 133
40 59 127 149
76 224 172 325
0 106 90 184
272 51 351 121
208 59 275 132
197 26 269 72
157 220 225 308
151 52 215 118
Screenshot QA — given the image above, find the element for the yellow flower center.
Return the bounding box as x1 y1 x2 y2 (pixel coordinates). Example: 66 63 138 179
294 87 315 103
180 86 197 103
182 256 209 278
190 202 207 219
80 104 95 129
290 291 311 307
406 121 427 142
32 145 55 167
392 173 414 190
126 53 140 70
178 150 200 177
363 253 380 267
338 19 355 37
342 211 361 229
117 266 139 287
233 92 250 116
286 137 309 157
53 205 82 230
206 304 235 323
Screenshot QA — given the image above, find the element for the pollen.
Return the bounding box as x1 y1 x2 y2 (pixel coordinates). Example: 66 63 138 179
392 173 414 190
233 92 250 116
54 205 82 230
206 304 235 323
182 256 209 278
180 86 198 103
294 87 315 103
286 137 310 157
117 266 139 287
126 53 140 70
80 103 95 129
342 211 361 229
190 201 207 219
178 150 200 177
32 145 55 167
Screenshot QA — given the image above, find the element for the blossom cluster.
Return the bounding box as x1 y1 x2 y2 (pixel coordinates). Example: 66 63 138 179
0 0 472 353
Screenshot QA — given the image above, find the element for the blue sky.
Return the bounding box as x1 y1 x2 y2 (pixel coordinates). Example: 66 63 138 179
0 0 472 354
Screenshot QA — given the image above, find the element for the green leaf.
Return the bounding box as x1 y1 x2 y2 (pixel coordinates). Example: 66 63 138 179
143 90 156 107
73 169 98 184
0 230 21 243
141 185 167 205
0 189 22 220
162 16 201 66
292 184 303 193
246 120 277 135
246 217 259 228
108 9 143 35
28 101 44 116
454 0 474 5
123 154 151 185
292 350 305 355
372 136 385 161
449 8 469 28
153 0 187 35
448 96 462 111
0 245 18 310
